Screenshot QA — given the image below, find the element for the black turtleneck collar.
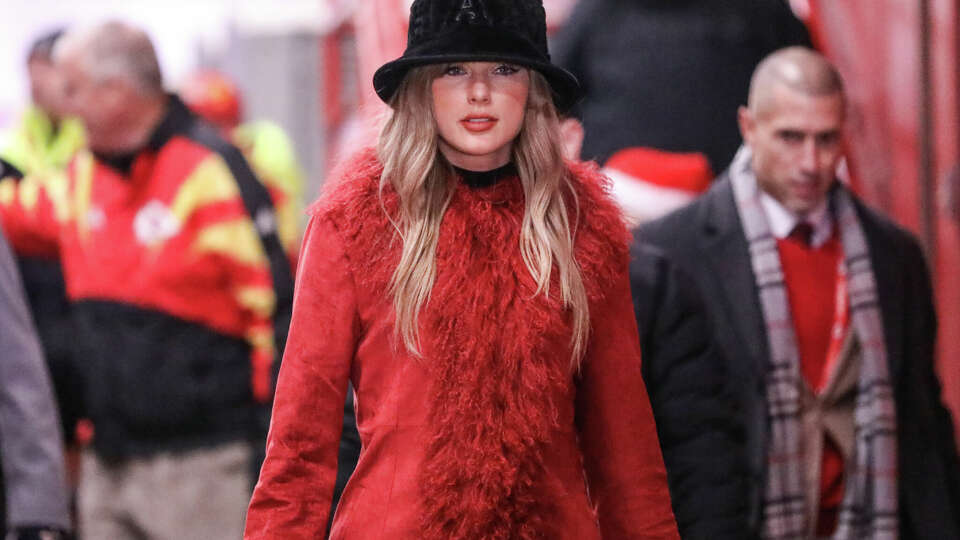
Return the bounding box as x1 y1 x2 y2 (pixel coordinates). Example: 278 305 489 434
95 151 138 176
454 162 517 189
94 94 195 176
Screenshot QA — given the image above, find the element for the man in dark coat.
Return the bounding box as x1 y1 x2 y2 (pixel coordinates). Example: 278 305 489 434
638 47 960 539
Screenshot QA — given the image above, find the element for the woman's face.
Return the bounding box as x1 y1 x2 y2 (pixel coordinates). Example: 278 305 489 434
431 61 530 171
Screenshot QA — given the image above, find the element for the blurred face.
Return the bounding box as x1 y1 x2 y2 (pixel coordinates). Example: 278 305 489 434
58 54 129 152
28 58 64 119
738 84 845 215
431 61 530 171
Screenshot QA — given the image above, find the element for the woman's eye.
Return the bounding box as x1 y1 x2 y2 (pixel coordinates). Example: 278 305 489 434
493 64 520 75
443 65 466 76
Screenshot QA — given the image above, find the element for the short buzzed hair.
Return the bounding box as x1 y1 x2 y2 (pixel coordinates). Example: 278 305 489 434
55 21 164 96
747 46 844 117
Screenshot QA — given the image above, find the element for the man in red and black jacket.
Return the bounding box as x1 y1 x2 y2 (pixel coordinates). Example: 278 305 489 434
0 22 293 539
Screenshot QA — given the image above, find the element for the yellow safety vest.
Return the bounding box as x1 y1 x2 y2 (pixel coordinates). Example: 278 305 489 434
1 106 86 176
232 120 304 257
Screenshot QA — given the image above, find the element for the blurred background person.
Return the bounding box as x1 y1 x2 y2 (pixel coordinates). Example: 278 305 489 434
555 39 748 540
0 29 86 456
180 68 361 532
0 21 294 539
562 100 749 539
1 29 86 176
629 239 749 539
608 137 753 540
0 222 71 540
552 0 810 173
181 70 305 264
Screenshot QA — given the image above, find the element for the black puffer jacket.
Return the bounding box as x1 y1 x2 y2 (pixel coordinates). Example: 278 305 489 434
630 241 749 539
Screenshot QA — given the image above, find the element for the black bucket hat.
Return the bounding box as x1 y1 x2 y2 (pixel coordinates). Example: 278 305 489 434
373 0 582 112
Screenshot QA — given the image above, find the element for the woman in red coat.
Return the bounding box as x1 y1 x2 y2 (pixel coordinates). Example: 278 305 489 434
244 1 678 538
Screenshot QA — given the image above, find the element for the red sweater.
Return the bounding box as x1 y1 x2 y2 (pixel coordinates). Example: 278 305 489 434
777 232 845 534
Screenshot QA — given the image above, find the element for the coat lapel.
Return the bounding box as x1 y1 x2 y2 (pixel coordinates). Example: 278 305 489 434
698 180 906 382
696 177 768 379
852 195 904 382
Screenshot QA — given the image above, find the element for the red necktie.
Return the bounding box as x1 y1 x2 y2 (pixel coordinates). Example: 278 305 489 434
790 221 814 247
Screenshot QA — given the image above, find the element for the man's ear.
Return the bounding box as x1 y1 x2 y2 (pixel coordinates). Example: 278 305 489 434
559 117 585 161
737 105 753 145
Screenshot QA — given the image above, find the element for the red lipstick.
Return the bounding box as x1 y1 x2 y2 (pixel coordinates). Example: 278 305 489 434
460 114 497 133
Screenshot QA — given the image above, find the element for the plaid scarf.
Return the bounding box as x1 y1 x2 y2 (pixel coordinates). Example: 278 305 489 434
729 147 899 539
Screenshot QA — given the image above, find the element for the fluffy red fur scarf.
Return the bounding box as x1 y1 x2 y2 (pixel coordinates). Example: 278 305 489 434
317 149 630 539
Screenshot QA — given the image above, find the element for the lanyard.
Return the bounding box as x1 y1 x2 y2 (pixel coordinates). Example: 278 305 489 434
817 261 850 393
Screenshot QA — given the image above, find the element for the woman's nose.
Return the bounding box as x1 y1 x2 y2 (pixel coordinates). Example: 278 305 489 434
467 76 491 104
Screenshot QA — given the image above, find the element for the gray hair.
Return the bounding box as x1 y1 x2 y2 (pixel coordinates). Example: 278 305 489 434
55 21 164 95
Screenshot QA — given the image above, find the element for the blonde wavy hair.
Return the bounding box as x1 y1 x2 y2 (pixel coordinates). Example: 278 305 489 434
377 65 589 368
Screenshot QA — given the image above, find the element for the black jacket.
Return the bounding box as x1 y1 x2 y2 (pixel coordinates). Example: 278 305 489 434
629 241 748 539
638 175 960 539
552 0 809 171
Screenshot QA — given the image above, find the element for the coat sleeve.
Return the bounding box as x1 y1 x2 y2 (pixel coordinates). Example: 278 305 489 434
575 255 680 539
630 241 749 539
0 169 65 258
0 224 71 531
244 213 358 538
899 235 960 533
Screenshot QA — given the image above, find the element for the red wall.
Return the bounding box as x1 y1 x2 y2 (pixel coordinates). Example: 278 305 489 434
810 0 960 436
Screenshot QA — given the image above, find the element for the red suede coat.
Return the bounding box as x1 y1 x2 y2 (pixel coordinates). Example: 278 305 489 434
244 151 678 539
